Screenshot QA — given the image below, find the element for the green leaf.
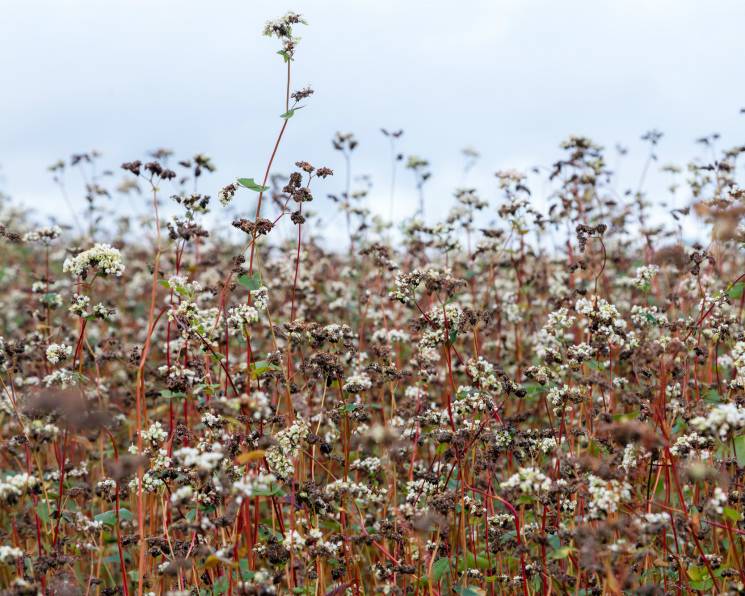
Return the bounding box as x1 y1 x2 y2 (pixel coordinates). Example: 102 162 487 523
95 507 133 526
239 559 254 581
237 178 269 192
238 272 262 291
453 587 483 596
160 389 186 400
36 501 51 523
213 577 229 595
431 557 450 583
549 546 574 560
250 486 285 497
704 389 723 404
280 109 296 120
250 360 279 379
687 565 708 582
456 552 490 571
724 506 742 522
728 281 745 300
734 435 745 467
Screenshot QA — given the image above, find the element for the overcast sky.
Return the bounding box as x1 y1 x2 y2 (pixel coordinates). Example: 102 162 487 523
2 0 745 244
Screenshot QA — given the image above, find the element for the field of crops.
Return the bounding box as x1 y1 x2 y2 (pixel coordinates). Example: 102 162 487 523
2 11 745 596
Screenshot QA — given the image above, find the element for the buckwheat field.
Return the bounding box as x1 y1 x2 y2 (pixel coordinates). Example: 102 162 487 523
3 10 745 596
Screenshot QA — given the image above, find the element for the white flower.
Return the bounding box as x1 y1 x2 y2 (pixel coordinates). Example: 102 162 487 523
690 403 745 441
0 545 24 564
227 304 259 332
587 475 631 519
174 443 224 472
500 467 552 495
22 225 61 245
69 293 91 317
233 472 277 502
343 373 372 393
266 418 309 480
707 486 728 515
142 421 168 445
251 286 269 311
63 243 125 278
170 485 193 505
630 265 659 290
46 343 72 364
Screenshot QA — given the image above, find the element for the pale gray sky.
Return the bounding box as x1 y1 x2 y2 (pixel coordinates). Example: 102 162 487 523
2 0 745 244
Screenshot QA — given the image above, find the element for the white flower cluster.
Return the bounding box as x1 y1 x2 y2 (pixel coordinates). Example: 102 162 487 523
142 421 168 446
575 297 627 342
500 467 552 495
690 403 745 441
502 292 522 324
0 545 24 564
630 305 668 328
729 341 745 388
466 357 501 392
343 373 372 393
371 328 410 344
245 390 273 422
546 307 575 331
46 343 72 364
168 301 220 342
23 225 62 245
621 444 641 473
129 471 165 494
350 457 382 475
389 269 424 305
567 342 594 364
227 304 259 333
633 512 668 534
707 486 728 515
63 243 125 278
74 512 104 533
419 303 463 349
69 293 91 317
630 265 659 290
494 429 513 449
170 485 193 506
586 475 631 519
307 528 340 556
233 472 278 503
325 479 388 505
166 275 202 299
251 286 269 311
404 478 441 508
535 307 575 362
26 420 60 443
43 368 76 388
174 443 224 472
266 418 309 480
532 437 560 454
0 473 39 504
547 384 583 414
453 385 494 419
670 432 712 457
